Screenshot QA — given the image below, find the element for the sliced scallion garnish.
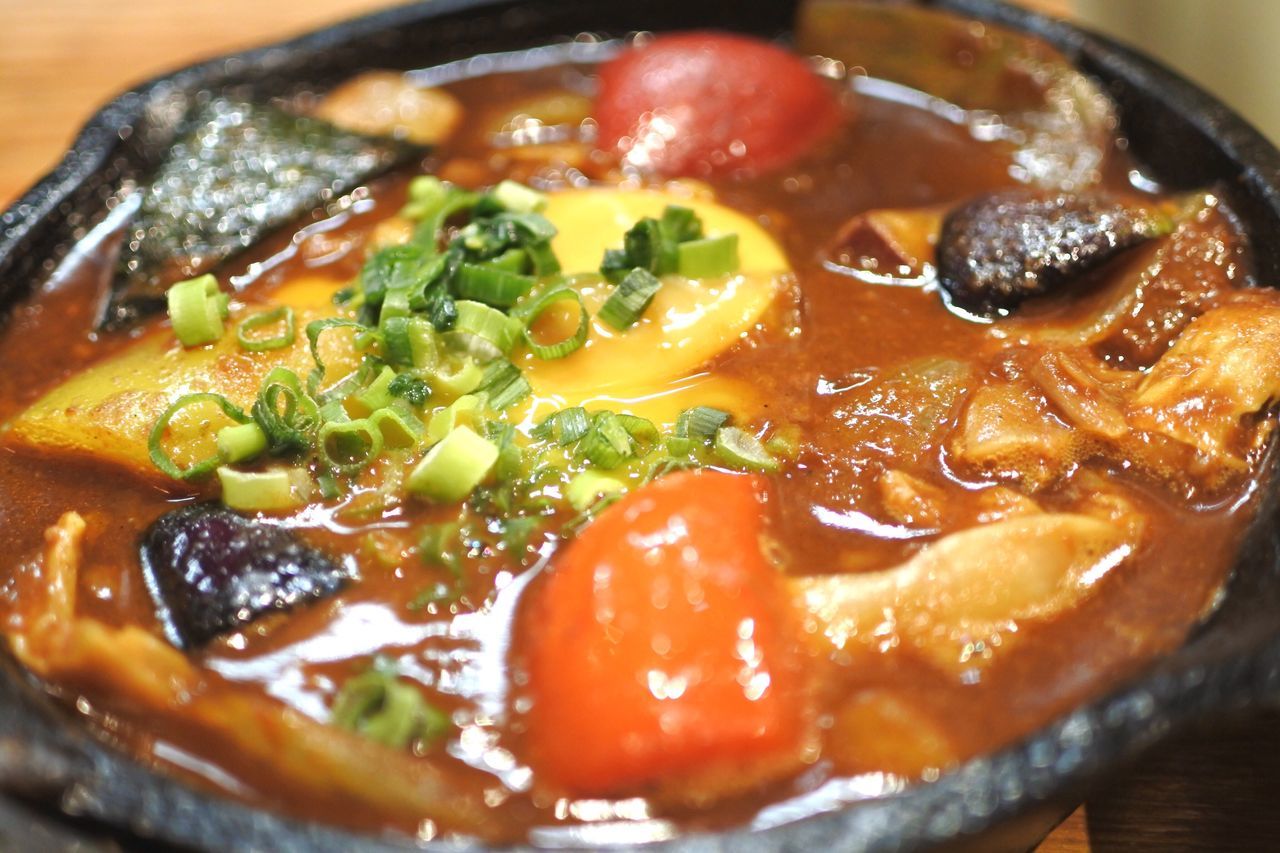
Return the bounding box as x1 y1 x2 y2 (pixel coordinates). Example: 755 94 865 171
713 426 779 473
598 268 662 331
216 466 304 512
452 300 522 357
252 367 321 455
167 274 229 347
515 286 589 360
531 406 590 446
407 425 499 503
235 305 296 352
493 180 548 214
216 421 268 464
455 263 535 308
319 418 384 474
474 359 531 411
677 405 730 439
566 469 628 511
676 234 740 278
148 393 251 481
331 659 450 749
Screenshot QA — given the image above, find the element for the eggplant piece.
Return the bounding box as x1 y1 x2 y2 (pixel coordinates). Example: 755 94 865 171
139 502 353 649
936 190 1171 316
105 96 422 329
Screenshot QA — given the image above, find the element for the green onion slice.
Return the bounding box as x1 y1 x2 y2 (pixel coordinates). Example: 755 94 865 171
515 286 589 360
493 179 548 214
452 300 522 357
598 268 662 331
331 659 450 749
676 405 730 439
305 318 370 395
148 393 251 481
216 466 304 512
713 426 780 473
578 411 635 470
531 406 590 445
216 421 268 464
252 367 321 455
475 359 531 411
676 234 740 278
455 263 535 308
318 418 384 474
566 469 628 512
235 305 296 352
407 425 499 503
167 274 229 347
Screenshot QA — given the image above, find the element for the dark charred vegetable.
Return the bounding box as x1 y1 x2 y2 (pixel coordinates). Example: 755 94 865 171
139 502 353 648
936 190 1171 316
105 97 421 329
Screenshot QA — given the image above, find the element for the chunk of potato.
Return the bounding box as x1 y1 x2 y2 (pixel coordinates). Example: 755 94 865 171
314 71 463 145
792 513 1131 673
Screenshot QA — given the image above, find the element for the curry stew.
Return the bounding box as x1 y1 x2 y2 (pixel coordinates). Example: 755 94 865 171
1 2 1276 844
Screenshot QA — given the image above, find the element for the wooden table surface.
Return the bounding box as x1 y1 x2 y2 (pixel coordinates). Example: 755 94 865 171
1 1 1277 850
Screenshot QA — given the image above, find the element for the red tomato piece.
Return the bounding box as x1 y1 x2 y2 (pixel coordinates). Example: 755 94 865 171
595 32 842 177
521 469 805 796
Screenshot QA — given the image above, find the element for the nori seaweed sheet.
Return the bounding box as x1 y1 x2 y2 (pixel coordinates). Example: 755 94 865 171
104 96 422 328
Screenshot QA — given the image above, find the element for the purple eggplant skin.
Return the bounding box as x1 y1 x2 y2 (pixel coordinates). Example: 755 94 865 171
139 503 354 649
936 189 1171 316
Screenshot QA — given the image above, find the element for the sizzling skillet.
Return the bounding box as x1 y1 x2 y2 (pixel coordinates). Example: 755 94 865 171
3 0 1280 850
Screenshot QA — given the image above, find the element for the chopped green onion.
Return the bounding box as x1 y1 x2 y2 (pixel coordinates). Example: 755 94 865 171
426 394 483 444
531 406 590 445
378 288 412 327
348 366 398 417
493 180 548 214
252 367 321 455
677 405 730 439
677 234 740 278
400 175 449 220
369 404 425 449
407 425 499 503
624 217 672 276
318 418 384 474
216 421 268 464
616 413 659 444
452 300 522 357
661 204 704 243
578 411 635 470
235 305 296 351
167 274 228 347
331 660 450 749
429 357 484 398
515 286 589 360
418 521 462 574
714 426 779 473
598 268 662 331
216 466 305 512
455 263 534 308
148 393 251 480
566 469 628 511
304 318 369 395
475 359 531 411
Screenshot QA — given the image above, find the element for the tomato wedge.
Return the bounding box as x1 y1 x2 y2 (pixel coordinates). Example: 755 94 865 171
595 32 842 178
521 469 806 796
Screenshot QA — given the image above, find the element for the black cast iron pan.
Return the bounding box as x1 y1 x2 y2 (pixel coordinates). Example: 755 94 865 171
3 0 1280 850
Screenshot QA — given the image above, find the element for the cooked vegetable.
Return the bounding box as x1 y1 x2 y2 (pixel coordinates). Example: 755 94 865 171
108 97 420 328
936 190 1171 315
139 503 352 648
595 32 840 177
523 470 805 795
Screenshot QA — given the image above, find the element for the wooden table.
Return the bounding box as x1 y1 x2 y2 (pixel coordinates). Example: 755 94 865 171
1 1 1276 850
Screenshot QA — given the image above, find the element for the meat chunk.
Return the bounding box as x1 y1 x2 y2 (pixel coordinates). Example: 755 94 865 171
792 513 1132 673
1130 300 1280 466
